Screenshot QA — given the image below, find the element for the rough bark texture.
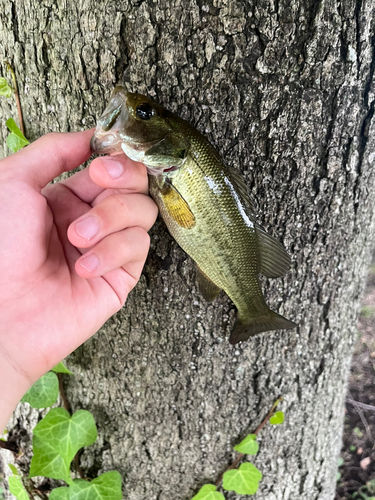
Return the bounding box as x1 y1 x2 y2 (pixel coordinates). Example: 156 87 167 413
1 0 375 499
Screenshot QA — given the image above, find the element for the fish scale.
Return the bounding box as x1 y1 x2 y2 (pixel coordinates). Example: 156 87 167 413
90 86 297 343
150 117 268 322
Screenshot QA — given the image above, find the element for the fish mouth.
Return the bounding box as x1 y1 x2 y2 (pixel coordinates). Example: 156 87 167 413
91 86 182 176
90 86 130 155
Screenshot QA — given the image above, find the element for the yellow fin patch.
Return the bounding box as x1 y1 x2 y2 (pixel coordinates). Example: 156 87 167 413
160 181 195 229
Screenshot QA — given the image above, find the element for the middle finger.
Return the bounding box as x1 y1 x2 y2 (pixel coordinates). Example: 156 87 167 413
67 193 158 248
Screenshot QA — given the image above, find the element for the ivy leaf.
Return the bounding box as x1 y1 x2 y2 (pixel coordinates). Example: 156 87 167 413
1 429 8 442
270 411 284 425
8 476 29 500
0 77 12 97
30 434 71 484
191 484 226 500
30 408 97 484
222 462 262 495
8 464 19 475
69 471 123 500
49 487 70 500
51 362 73 375
21 371 59 408
233 434 259 455
6 118 29 152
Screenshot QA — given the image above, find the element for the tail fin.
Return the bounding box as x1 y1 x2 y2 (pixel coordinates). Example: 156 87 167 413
229 311 297 344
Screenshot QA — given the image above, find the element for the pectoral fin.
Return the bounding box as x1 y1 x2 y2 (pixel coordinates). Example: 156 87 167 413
160 179 196 229
256 224 291 278
196 265 221 302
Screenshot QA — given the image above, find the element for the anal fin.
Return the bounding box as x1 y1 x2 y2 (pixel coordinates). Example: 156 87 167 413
196 264 221 302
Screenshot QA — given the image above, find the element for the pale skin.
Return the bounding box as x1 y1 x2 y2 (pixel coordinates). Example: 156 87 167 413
0 129 158 432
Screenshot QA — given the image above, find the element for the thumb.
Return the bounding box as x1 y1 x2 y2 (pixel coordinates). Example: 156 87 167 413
0 129 93 189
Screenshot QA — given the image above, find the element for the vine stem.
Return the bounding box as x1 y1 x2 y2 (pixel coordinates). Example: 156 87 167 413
26 479 48 500
57 373 86 480
0 439 19 453
57 373 71 413
4 61 25 135
215 397 283 487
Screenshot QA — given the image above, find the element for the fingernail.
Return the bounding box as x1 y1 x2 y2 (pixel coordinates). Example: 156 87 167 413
101 157 123 179
76 216 99 240
80 253 100 272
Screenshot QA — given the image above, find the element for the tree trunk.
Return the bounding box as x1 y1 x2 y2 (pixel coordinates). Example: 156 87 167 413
1 1 375 499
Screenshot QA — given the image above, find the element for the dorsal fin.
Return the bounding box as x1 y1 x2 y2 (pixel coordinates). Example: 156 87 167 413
225 166 257 215
256 224 291 278
226 167 291 279
195 264 222 302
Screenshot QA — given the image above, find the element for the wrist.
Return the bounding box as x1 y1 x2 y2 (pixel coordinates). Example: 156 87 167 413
0 355 32 433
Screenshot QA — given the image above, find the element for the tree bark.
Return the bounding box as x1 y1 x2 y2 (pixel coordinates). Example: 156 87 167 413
1 0 375 499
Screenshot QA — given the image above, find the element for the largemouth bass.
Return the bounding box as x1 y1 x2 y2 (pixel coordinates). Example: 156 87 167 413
91 86 297 343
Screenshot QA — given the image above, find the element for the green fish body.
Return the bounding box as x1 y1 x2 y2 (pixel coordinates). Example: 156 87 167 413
91 86 297 343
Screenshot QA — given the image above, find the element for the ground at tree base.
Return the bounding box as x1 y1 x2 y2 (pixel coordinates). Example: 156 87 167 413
337 251 375 500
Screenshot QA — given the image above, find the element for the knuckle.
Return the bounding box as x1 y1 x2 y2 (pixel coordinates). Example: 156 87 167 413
41 133 65 172
132 227 150 252
111 194 131 218
44 132 60 141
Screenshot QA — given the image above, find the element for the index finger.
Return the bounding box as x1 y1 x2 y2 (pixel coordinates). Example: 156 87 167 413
60 155 149 204
89 155 149 195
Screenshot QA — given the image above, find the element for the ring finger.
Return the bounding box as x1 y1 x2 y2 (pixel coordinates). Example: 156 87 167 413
75 226 150 280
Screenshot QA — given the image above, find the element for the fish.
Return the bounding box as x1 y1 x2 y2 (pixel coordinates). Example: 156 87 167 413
90 85 297 344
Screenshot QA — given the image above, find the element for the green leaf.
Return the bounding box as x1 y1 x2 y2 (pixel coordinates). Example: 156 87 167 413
223 462 262 495
8 464 19 475
21 371 59 408
51 362 73 375
6 117 23 134
354 427 363 438
0 77 13 97
69 471 122 500
8 476 29 500
30 434 71 484
360 305 375 319
6 118 29 152
270 411 284 425
30 408 97 484
233 434 259 455
191 484 226 500
49 487 70 500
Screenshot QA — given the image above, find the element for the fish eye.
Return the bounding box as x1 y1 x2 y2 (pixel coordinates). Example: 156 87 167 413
136 103 154 120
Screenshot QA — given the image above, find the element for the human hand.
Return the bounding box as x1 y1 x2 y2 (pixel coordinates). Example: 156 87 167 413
0 130 158 430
